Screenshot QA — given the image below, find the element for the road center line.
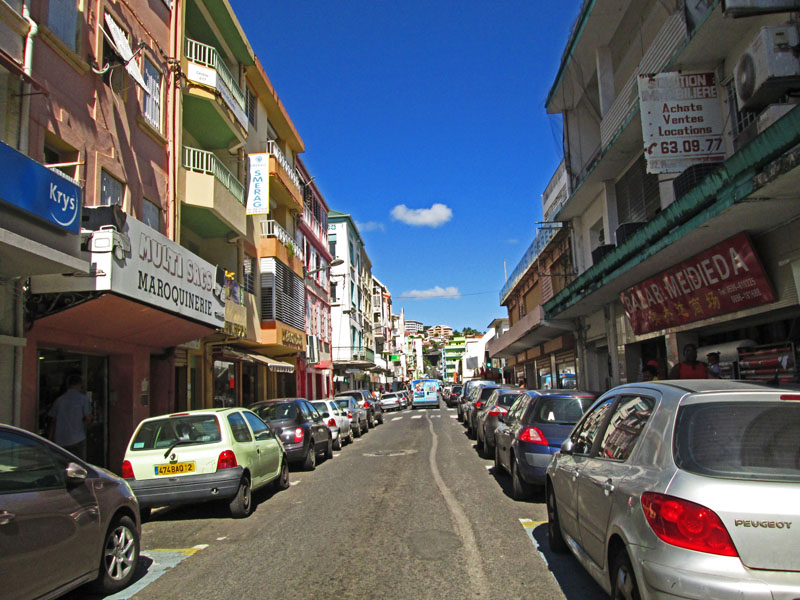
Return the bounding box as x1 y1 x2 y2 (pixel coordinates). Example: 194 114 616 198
427 415 489 598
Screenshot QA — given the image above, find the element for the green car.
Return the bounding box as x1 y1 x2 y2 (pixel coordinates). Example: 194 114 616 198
122 407 289 518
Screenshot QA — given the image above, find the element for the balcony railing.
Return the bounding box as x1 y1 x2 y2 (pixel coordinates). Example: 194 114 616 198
267 140 301 190
185 38 246 111
183 147 246 205
499 226 558 303
258 219 305 262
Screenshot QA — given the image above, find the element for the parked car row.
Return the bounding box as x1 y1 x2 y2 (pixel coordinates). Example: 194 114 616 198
457 377 800 599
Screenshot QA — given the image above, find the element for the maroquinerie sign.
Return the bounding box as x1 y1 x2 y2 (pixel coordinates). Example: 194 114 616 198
620 233 774 335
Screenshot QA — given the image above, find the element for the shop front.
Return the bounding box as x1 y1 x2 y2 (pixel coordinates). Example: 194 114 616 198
27 214 224 470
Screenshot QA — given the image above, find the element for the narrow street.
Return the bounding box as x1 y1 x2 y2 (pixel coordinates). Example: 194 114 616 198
82 404 604 600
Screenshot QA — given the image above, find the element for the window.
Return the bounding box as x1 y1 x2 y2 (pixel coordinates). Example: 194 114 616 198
571 397 615 455
597 395 655 461
227 413 252 443
0 431 65 493
330 282 337 303
246 87 257 127
141 56 162 131
243 411 270 440
44 139 79 182
243 256 256 294
48 0 81 52
100 13 126 89
724 78 757 136
615 156 660 224
100 170 124 207
141 198 161 232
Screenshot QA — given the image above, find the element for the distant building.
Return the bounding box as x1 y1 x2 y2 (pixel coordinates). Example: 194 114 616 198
405 320 423 334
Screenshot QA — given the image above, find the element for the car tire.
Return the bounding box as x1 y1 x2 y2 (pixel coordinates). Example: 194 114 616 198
353 422 362 438
274 456 290 491
483 435 492 459
611 548 641 600
325 437 334 460
90 515 140 595
547 485 568 553
368 413 375 428
494 443 502 472
229 476 253 518
303 443 316 470
365 417 371 431
139 507 151 522
348 428 355 444
511 457 533 501
457 408 463 422
377 412 384 424
333 434 342 451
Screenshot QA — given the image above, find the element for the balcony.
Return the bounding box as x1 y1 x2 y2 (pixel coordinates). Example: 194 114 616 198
258 219 304 263
267 141 303 211
487 306 572 359
183 39 247 148
182 147 246 236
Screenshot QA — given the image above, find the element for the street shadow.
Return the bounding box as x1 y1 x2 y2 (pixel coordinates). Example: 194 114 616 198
530 524 607 600
488 464 546 503
64 554 154 599
143 482 282 522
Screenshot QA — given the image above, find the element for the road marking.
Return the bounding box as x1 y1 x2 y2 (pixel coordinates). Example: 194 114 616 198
290 480 300 486
519 519 562 580
485 465 493 470
427 418 489 598
104 546 206 599
450 415 458 419
392 417 404 421
411 415 422 419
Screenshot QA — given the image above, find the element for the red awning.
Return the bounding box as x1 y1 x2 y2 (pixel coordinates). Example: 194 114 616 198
313 360 331 369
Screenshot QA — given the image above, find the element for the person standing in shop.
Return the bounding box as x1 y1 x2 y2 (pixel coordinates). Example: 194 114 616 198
669 343 709 379
707 351 722 378
48 373 92 460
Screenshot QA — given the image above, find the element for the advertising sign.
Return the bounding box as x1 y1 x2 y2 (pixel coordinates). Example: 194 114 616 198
246 153 269 215
0 141 82 233
620 232 774 335
638 72 725 173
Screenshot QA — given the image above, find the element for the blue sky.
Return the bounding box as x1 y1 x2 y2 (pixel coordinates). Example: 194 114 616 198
230 0 582 332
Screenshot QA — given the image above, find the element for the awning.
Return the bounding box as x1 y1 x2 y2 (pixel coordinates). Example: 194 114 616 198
313 359 331 370
245 353 294 373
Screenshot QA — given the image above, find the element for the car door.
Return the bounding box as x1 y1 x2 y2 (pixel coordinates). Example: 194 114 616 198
243 411 280 482
549 396 617 546
497 396 526 471
0 429 101 599
302 401 327 448
227 412 263 485
576 393 656 567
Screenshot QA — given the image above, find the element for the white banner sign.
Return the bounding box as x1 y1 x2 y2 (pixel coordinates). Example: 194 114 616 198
247 153 269 215
638 72 725 173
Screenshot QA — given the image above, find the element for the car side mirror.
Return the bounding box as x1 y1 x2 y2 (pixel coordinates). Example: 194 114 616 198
65 462 88 483
560 439 574 455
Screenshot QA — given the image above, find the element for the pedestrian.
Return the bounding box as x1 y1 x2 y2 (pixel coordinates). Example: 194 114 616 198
669 343 709 379
47 373 92 460
642 360 660 381
707 351 722 378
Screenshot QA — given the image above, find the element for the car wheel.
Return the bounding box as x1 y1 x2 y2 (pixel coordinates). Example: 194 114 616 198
377 412 384 424
511 457 533 501
274 456 290 491
483 435 492 459
333 434 342 451
611 548 641 600
90 515 140 594
325 437 334 460
546 485 568 553
457 408 463 422
368 413 375 428
303 443 316 470
229 476 253 518
353 422 362 438
365 417 371 431
494 443 502 472
139 507 151 522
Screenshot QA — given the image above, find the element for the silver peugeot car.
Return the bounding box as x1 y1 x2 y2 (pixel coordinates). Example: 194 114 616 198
545 380 800 600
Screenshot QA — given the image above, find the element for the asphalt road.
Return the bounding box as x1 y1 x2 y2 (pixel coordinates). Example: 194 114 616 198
90 404 606 600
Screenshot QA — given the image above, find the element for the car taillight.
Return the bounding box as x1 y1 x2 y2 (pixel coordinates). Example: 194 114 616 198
487 407 508 418
347 410 353 419
476 401 484 409
294 427 304 443
519 426 548 445
121 460 134 479
641 492 738 557
216 450 238 470
327 418 336 427
364 401 371 408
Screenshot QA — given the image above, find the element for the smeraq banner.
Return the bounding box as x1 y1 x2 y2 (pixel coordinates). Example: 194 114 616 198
0 141 81 233
246 153 269 215
620 232 774 335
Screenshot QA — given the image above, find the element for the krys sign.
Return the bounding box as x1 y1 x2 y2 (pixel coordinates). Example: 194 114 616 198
620 233 774 335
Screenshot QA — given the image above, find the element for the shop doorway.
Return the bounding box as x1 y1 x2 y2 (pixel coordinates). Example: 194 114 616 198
37 349 109 468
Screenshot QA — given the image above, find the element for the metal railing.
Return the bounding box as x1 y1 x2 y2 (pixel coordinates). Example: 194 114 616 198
258 219 304 262
183 147 246 205
499 226 558 303
266 140 301 190
185 38 246 111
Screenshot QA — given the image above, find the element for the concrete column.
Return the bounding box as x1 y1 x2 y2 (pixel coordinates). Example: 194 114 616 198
596 46 616 118
602 181 620 244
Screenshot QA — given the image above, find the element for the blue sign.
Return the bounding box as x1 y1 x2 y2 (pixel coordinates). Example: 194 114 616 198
0 141 82 233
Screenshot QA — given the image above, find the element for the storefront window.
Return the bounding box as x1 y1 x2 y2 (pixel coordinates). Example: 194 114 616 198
214 360 238 407
558 363 577 389
539 368 553 390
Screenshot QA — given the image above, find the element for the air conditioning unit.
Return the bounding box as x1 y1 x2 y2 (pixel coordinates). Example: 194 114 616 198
735 25 800 111
723 0 800 17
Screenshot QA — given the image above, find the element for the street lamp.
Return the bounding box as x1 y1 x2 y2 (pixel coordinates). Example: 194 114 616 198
305 258 344 277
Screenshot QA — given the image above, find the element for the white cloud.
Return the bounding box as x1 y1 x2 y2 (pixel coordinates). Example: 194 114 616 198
390 203 453 228
400 286 461 300
356 221 385 232
505 238 520 245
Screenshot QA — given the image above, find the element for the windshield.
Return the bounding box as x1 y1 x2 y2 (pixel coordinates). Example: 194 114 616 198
530 395 595 425
335 399 351 410
130 415 221 450
497 392 522 407
311 402 331 415
479 387 499 400
674 401 800 483
252 402 298 422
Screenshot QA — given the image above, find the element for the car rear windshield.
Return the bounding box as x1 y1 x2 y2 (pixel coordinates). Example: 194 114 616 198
130 415 221 450
311 402 332 415
452 386 463 393
498 392 522 407
479 387 499 400
529 396 595 425
674 401 800 482
252 402 298 422
335 400 351 410
383 394 398 399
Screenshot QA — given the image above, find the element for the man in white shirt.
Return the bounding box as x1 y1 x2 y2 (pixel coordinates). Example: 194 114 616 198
48 373 92 460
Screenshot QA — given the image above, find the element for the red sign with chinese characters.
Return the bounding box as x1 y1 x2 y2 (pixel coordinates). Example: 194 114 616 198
620 232 774 335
